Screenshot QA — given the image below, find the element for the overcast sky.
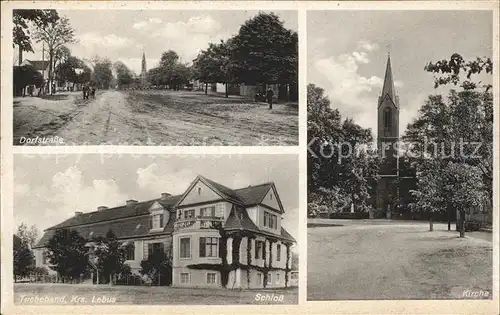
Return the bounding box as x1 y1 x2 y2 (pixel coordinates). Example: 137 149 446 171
308 10 493 137
18 10 297 75
14 154 299 245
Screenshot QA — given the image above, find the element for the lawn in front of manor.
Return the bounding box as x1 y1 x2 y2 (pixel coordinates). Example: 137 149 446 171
307 220 493 300
14 283 298 305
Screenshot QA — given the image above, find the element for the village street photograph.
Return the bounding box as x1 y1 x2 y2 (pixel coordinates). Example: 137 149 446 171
12 154 299 304
12 9 298 146
306 10 494 300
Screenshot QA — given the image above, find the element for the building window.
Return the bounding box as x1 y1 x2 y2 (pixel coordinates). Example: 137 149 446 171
383 107 392 130
276 244 281 261
257 273 262 286
125 243 135 260
255 240 264 259
199 237 218 257
42 251 49 264
267 273 272 285
147 242 164 258
269 192 273 200
184 209 195 219
151 213 164 229
206 272 217 284
264 212 277 229
198 187 202 195
179 237 191 259
200 206 215 218
217 203 225 217
180 273 190 284
276 272 280 284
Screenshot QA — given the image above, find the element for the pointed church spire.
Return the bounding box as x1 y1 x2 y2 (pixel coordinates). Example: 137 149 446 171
140 50 147 88
141 51 146 73
381 53 397 106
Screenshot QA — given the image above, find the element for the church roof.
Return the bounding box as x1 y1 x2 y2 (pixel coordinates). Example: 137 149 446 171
380 54 398 107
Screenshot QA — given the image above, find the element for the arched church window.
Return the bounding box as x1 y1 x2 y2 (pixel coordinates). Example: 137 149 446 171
383 107 392 130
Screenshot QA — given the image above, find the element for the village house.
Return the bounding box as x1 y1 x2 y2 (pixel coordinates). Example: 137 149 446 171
191 81 298 102
211 83 293 101
21 59 50 81
13 60 50 96
33 175 295 289
20 59 85 92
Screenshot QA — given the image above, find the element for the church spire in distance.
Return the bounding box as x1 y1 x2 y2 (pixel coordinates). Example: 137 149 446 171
140 49 147 88
141 50 146 74
380 53 397 107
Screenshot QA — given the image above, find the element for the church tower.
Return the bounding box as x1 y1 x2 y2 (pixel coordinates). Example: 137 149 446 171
376 54 400 218
140 51 147 88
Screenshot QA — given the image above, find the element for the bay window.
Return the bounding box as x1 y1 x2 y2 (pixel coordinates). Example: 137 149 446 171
255 240 264 259
199 237 218 257
179 237 191 258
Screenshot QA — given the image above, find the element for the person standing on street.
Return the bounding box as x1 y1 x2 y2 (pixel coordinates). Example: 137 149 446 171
266 87 274 110
83 83 89 100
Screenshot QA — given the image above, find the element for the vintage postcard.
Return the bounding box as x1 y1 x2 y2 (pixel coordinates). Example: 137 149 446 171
1 1 499 315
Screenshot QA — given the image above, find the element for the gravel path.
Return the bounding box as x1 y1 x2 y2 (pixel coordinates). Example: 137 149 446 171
13 90 298 146
307 221 492 300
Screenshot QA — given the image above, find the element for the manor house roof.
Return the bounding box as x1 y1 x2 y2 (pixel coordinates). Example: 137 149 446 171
33 177 294 248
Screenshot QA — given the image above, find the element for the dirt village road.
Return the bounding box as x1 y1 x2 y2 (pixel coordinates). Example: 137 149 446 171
13 90 298 146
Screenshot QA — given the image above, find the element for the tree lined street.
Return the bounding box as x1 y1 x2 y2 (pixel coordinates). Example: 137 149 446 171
13 10 298 146
14 89 298 145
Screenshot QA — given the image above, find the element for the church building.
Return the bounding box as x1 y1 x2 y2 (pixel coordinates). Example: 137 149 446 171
373 54 416 219
376 54 400 219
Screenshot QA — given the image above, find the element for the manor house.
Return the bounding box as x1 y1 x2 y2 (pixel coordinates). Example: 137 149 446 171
33 175 295 289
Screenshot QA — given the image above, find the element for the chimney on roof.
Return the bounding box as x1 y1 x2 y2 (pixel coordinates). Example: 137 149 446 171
75 211 83 216
97 206 108 212
126 200 138 206
161 193 171 199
